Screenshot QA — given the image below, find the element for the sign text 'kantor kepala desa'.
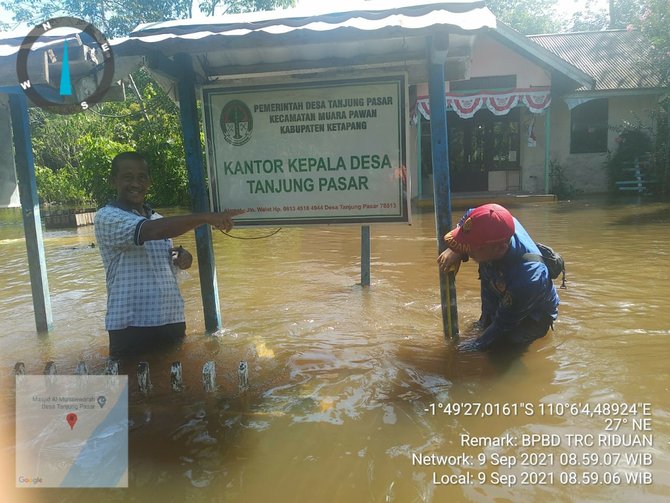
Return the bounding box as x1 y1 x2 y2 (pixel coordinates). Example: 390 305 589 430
202 75 409 226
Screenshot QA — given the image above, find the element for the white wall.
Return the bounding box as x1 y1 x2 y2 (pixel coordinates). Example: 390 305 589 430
520 107 548 193
466 36 551 89
415 34 552 97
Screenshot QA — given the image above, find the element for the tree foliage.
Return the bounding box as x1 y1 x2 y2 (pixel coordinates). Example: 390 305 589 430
632 0 670 85
567 0 610 32
634 0 670 195
1 0 191 37
198 0 294 17
2 0 295 37
33 68 190 208
486 0 561 35
565 0 664 32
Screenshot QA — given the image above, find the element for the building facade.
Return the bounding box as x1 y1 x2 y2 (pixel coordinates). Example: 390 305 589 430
410 26 665 200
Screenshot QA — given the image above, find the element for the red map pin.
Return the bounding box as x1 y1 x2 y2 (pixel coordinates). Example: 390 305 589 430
66 413 78 430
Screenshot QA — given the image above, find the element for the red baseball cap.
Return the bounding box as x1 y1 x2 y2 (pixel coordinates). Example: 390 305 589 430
444 203 515 255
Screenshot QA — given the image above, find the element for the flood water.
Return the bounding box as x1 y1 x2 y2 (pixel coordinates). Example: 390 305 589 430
1 198 669 502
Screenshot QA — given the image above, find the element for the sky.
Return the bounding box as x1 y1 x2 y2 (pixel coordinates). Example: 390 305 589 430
1 0 612 33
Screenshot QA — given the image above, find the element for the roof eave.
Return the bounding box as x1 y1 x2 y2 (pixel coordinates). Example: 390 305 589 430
563 87 667 99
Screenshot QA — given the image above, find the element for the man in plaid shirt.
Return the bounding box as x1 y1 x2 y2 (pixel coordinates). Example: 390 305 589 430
95 152 242 358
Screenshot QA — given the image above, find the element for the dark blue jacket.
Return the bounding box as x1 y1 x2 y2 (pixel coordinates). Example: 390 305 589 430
466 215 559 350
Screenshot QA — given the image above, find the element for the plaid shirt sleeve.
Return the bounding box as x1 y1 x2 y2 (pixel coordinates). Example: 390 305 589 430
95 205 146 249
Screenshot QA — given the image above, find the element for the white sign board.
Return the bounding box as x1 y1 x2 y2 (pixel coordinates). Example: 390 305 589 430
203 75 409 226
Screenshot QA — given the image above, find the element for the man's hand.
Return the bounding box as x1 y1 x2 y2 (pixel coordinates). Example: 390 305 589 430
437 248 463 274
457 339 480 352
171 246 193 270
140 209 246 243
208 209 245 233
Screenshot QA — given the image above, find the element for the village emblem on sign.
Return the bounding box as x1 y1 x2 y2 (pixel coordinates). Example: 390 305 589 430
220 100 253 146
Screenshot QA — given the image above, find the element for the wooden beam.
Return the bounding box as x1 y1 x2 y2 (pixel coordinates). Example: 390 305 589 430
146 52 183 81
207 52 426 79
9 92 53 333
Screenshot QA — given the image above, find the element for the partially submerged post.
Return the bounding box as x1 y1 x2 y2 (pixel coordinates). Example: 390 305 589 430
170 361 183 392
360 226 371 286
44 361 57 389
104 359 119 375
44 361 57 375
238 361 249 393
75 361 88 375
202 361 216 392
137 362 152 393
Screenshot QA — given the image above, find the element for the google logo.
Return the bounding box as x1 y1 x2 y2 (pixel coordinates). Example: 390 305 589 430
18 476 43 485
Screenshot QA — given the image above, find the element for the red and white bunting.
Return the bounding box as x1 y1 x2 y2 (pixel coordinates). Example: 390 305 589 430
448 96 484 119
415 88 551 121
521 90 552 113
487 92 520 116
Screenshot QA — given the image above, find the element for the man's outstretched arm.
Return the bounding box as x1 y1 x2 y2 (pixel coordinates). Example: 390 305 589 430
139 209 244 243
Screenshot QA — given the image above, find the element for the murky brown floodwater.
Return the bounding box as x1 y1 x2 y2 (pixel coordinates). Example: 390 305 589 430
1 198 669 502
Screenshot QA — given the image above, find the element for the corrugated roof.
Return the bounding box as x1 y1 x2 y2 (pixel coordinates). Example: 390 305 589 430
528 30 661 91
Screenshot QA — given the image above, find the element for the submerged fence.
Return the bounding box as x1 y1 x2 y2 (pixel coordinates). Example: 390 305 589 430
13 359 250 394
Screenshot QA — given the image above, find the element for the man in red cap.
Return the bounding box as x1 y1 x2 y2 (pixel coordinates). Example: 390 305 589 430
437 203 559 351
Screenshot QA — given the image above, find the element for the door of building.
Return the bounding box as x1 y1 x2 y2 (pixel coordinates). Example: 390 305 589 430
419 107 520 196
447 108 520 192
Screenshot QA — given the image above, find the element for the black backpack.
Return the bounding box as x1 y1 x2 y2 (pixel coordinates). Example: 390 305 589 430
523 243 566 289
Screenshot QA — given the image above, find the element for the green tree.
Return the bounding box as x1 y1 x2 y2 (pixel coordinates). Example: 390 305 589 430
34 165 91 205
28 66 177 207
633 0 670 85
608 0 647 28
32 67 194 208
0 0 191 37
632 0 670 194
567 0 609 31
486 0 561 35
2 0 295 37
566 0 651 32
198 0 294 17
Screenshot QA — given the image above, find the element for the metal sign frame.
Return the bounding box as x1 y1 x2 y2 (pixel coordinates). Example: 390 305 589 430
202 74 410 226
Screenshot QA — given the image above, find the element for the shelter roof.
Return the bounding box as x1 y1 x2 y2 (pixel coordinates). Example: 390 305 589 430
119 1 497 85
